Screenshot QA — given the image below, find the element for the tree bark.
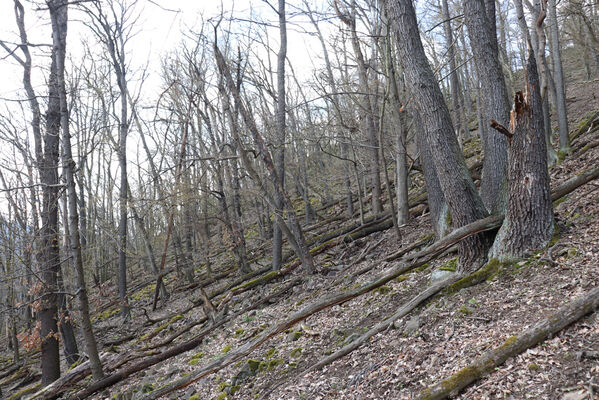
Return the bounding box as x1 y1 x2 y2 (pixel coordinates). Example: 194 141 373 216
489 50 554 260
384 0 491 270
39 3 62 384
463 0 510 215
272 0 287 271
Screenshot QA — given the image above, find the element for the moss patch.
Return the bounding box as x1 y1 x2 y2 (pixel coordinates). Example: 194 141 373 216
140 314 183 342
222 344 232 354
231 270 280 292
92 306 119 323
445 258 510 295
131 283 156 302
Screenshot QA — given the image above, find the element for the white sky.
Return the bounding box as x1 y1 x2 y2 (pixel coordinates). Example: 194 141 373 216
0 0 321 102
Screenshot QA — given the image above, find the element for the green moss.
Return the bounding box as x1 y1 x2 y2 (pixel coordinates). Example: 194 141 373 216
234 328 245 338
6 383 41 400
264 347 277 359
131 283 156 302
439 257 458 272
457 305 473 315
445 258 509 295
92 306 119 323
417 233 434 242
411 263 431 274
290 347 303 358
67 357 83 371
229 385 241 394
141 383 154 393
290 331 302 341
266 358 284 370
396 275 409 283
247 359 262 374
553 195 568 207
445 210 453 227
527 363 540 371
222 344 232 353
282 362 298 373
218 381 230 392
375 285 393 295
188 395 201 400
217 393 227 400
231 270 280 292
140 314 182 341
188 352 204 366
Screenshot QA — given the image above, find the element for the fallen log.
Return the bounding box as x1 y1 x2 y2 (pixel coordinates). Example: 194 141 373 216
570 110 599 143
415 285 599 400
307 273 463 373
35 167 599 399
550 166 599 202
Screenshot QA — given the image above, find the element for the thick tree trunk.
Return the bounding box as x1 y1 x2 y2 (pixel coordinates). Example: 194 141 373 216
463 0 510 215
384 0 491 270
489 51 554 260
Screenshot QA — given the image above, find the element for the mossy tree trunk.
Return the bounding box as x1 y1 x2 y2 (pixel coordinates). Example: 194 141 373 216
489 50 554 260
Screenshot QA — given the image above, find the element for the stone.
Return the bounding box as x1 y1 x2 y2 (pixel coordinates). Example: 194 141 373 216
184 387 197 399
403 315 420 336
430 269 454 284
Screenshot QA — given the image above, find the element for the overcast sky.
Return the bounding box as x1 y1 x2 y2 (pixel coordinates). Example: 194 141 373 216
0 0 322 103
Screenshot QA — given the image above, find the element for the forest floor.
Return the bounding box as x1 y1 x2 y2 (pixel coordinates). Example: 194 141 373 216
84 79 599 400
2 78 599 400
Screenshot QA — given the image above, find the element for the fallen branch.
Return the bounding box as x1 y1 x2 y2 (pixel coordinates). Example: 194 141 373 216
415 285 599 400
307 273 463 373
47 279 302 400
550 167 599 201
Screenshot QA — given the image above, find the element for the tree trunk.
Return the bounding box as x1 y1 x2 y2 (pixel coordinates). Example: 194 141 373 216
272 0 288 271
489 50 554 260
441 0 465 142
384 0 491 270
413 110 451 238
463 0 510 215
547 0 570 151
50 0 105 379
39 9 62 384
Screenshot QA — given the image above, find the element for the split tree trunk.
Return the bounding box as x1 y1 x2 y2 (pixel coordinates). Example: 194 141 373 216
490 50 554 259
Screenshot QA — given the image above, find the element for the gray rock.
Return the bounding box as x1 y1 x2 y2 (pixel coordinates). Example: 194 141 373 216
403 315 420 336
430 269 455 284
184 387 197 399
330 264 347 271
